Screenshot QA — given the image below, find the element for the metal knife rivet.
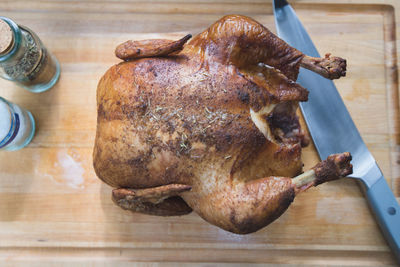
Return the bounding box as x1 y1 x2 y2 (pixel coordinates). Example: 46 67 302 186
387 207 396 215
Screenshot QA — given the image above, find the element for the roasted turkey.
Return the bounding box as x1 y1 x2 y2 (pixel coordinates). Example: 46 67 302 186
93 15 352 234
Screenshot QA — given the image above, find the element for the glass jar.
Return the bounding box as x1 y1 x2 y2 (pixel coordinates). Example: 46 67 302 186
0 97 35 151
0 17 60 93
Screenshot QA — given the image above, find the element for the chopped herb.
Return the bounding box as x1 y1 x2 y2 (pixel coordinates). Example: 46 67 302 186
150 113 159 120
181 133 187 141
180 142 188 149
209 118 217 124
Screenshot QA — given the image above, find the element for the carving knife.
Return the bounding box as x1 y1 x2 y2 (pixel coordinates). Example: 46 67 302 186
273 0 400 262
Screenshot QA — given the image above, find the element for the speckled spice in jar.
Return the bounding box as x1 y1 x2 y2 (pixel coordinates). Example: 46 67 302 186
0 17 60 93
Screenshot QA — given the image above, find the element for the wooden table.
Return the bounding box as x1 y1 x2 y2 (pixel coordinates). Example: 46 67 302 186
0 0 399 265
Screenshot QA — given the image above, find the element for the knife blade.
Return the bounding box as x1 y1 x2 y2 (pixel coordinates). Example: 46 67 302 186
273 0 400 262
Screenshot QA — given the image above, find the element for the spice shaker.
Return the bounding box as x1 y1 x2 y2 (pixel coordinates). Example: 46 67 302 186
0 97 35 151
0 17 60 93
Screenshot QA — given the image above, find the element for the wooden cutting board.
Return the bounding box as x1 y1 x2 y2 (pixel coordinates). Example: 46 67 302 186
0 0 399 265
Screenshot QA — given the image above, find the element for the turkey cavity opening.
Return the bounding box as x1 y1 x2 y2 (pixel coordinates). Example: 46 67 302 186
250 102 306 146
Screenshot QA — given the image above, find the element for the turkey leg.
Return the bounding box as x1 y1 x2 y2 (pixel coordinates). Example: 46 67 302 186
188 15 346 81
184 152 352 234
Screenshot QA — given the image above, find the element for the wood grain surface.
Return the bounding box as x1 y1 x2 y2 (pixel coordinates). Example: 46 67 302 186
0 0 399 265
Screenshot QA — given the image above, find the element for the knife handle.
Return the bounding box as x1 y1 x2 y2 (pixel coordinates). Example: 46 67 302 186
365 176 400 263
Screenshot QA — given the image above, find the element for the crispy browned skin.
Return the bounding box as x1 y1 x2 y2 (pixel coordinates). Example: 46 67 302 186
93 15 350 234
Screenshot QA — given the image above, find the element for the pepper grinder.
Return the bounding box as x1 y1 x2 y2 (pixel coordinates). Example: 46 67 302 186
0 17 60 93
